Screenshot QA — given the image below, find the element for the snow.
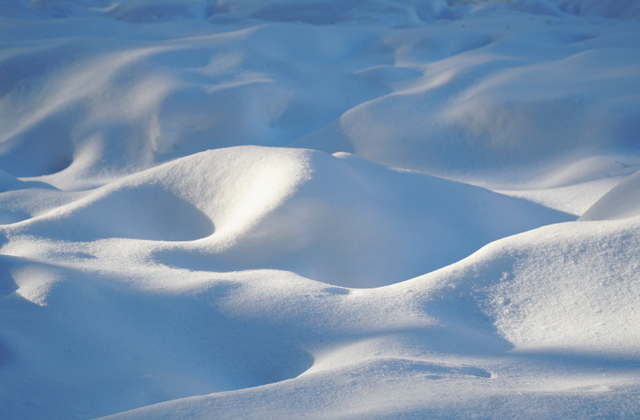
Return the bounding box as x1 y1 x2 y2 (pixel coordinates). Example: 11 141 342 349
0 1 639 419
580 168 640 220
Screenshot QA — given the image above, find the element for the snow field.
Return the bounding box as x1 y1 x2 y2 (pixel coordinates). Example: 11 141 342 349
0 0 639 419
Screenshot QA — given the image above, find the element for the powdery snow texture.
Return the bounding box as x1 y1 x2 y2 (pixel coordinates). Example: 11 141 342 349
0 1 639 419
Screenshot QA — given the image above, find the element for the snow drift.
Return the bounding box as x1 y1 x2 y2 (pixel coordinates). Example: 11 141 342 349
0 0 639 419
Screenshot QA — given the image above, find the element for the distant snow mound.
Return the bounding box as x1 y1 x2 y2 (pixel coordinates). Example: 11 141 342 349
0 0 100 19
0 0 454 24
4 0 640 23
220 0 455 24
554 0 640 20
245 0 455 25
325 36 640 176
0 0 215 21
105 1 213 22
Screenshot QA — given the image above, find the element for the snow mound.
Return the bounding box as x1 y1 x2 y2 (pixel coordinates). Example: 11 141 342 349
5 146 572 286
0 256 316 419
580 168 640 221
485 219 640 354
306 18 640 179
1 1 640 419
95 204 640 420
2 1 638 187
554 0 640 20
8 147 308 240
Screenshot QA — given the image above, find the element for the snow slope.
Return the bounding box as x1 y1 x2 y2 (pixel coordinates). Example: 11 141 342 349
0 0 639 419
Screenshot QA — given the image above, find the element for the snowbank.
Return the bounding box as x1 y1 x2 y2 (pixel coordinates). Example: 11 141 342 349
0 1 639 419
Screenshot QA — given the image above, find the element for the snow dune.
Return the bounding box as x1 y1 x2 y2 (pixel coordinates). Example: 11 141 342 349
0 0 639 419
1 146 573 287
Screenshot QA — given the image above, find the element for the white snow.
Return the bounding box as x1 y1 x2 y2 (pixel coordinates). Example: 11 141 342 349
0 1 639 419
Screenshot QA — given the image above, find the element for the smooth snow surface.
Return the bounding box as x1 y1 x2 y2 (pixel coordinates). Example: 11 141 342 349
1 1 639 419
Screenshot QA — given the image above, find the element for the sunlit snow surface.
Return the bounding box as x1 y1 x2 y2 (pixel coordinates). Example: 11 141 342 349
1 0 640 419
